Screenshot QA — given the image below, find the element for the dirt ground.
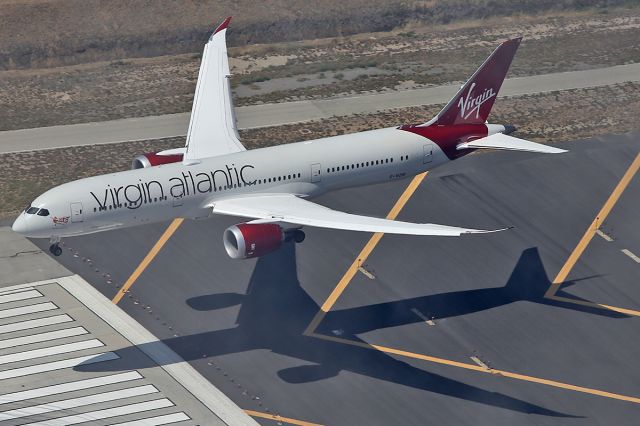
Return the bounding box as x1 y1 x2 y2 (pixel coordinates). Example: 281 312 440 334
1 82 638 220
0 7 638 131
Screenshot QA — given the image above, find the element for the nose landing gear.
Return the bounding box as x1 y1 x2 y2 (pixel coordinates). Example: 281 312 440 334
49 236 62 256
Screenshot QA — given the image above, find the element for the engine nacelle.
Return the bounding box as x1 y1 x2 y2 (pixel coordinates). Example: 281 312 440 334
131 148 185 169
223 223 285 259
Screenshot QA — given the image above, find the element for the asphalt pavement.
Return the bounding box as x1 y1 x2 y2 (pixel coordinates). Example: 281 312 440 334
33 131 640 425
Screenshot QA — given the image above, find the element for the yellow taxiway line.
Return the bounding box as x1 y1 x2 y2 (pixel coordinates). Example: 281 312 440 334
545 152 640 300
305 155 640 406
304 172 428 335
112 218 184 304
245 410 323 426
308 332 640 404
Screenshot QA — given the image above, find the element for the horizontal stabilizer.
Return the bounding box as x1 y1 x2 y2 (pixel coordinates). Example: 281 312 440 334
457 133 567 154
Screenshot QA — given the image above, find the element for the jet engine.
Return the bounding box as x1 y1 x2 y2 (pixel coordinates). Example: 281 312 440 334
131 148 185 169
223 223 305 259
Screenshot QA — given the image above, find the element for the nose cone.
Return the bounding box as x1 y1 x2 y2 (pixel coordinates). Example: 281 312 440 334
11 214 27 235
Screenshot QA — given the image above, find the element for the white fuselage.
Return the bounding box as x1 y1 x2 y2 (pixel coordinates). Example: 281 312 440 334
14 127 449 239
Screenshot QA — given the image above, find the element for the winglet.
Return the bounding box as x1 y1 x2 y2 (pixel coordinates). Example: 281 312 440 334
214 16 232 35
462 226 514 235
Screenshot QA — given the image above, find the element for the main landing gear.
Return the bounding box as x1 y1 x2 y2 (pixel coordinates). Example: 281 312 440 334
49 236 62 256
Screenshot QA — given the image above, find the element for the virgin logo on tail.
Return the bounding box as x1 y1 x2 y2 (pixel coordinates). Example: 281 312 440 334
458 83 496 120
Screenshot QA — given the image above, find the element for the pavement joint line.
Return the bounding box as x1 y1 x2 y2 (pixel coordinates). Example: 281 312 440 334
595 229 614 242
244 410 323 426
304 161 640 406
303 172 428 335
621 249 640 264
112 218 184 304
544 152 640 301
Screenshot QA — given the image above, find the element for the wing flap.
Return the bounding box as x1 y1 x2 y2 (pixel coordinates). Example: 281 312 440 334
457 133 567 154
211 194 508 236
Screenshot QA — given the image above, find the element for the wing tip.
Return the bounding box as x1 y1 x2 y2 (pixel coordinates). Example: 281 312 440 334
463 225 514 235
214 16 232 35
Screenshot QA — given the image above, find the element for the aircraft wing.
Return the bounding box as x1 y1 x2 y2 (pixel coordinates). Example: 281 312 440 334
183 17 245 163
211 194 508 236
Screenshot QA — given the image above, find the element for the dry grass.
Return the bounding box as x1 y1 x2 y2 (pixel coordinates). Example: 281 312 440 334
1 7 638 131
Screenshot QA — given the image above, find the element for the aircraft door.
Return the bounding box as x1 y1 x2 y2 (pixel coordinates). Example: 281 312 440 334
423 145 433 164
311 163 321 183
70 202 84 222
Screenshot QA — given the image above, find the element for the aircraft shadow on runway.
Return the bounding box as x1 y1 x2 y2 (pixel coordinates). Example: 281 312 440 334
76 244 590 418
316 247 627 336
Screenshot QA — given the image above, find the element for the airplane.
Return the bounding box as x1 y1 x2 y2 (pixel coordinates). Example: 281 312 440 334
12 17 566 258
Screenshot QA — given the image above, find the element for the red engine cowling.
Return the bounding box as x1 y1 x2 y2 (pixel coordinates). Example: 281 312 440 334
223 223 285 259
131 148 185 169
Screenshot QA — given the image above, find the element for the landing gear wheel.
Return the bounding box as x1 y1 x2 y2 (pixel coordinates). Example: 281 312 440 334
293 230 306 243
49 243 62 257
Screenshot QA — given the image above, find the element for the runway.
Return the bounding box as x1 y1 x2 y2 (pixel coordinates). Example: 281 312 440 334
1 63 639 153
34 131 640 425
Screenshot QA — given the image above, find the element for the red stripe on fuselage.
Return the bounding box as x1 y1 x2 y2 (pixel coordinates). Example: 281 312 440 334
400 124 488 160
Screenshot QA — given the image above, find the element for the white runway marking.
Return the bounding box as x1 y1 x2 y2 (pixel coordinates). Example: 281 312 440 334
111 412 191 425
0 352 119 380
0 327 88 349
596 229 614 242
0 385 158 421
0 371 142 405
22 398 174 426
0 339 103 365
621 249 640 263
0 287 35 295
0 314 73 334
0 289 42 304
0 302 57 319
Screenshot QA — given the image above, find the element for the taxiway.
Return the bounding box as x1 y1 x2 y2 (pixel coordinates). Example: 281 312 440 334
29 132 640 425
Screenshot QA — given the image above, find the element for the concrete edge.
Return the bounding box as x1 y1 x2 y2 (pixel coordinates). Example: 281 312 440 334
2 276 258 426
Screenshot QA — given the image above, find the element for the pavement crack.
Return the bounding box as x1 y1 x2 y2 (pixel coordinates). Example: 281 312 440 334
1 249 42 259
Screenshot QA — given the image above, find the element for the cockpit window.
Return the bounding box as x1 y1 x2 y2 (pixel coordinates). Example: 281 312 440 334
37 208 50 216
26 207 39 214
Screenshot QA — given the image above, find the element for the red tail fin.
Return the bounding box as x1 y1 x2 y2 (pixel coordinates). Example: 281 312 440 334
430 38 521 126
